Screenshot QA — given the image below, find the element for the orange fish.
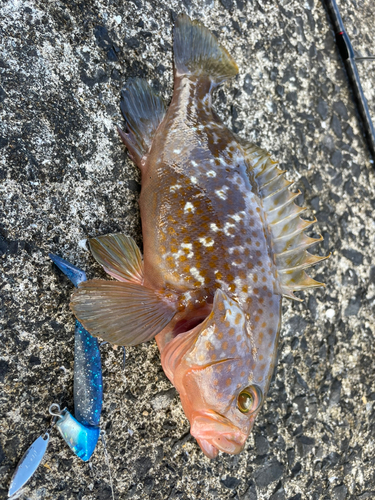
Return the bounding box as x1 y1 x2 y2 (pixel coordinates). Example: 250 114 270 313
71 14 327 458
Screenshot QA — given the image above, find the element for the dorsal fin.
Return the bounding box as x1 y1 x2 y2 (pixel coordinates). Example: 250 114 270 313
243 143 328 300
119 78 166 165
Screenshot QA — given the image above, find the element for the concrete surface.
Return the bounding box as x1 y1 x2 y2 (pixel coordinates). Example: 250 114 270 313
1 0 375 499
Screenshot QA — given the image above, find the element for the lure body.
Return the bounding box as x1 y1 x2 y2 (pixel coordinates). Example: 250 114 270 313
71 15 326 458
74 321 103 427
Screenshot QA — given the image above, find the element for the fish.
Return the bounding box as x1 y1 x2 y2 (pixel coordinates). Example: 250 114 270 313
70 14 328 458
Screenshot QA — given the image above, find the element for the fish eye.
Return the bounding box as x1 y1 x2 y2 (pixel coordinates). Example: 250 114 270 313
237 385 263 414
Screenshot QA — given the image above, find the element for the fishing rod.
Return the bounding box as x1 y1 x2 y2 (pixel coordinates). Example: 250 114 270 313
322 0 375 162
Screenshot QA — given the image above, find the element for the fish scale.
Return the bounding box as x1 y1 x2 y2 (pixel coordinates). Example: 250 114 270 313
70 14 327 459
144 77 277 307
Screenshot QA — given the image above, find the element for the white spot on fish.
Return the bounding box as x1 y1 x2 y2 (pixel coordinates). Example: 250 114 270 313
215 189 227 200
198 237 214 247
170 184 182 192
190 267 205 284
191 160 198 167
174 149 182 154
228 245 245 254
181 243 194 258
223 221 236 236
170 247 188 261
206 170 216 177
210 223 219 232
184 202 195 213
215 185 229 200
190 176 198 184
231 260 243 267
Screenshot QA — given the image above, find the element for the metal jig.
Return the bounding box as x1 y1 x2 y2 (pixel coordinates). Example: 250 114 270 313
8 411 59 497
8 434 50 497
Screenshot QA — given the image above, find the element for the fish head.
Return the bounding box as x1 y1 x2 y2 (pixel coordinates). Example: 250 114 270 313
161 289 269 458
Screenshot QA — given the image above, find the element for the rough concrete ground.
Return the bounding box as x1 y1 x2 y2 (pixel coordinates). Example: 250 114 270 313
1 0 375 499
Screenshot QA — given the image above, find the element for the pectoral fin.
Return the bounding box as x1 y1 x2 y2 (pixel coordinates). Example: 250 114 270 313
70 280 177 346
90 233 143 284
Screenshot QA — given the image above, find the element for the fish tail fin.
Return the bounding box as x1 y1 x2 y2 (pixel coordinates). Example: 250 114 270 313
173 14 238 83
119 78 166 165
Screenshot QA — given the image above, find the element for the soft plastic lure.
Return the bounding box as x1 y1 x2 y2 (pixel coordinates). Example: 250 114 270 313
48 254 103 458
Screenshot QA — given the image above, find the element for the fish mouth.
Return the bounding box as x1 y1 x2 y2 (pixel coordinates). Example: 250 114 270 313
190 410 247 458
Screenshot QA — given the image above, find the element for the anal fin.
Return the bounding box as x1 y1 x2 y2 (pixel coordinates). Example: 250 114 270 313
70 280 177 346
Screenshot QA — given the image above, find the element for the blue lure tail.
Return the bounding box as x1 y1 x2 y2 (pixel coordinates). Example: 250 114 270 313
49 253 87 286
49 253 103 458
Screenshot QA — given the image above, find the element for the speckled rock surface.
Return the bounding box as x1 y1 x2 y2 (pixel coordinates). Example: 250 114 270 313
1 0 375 499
